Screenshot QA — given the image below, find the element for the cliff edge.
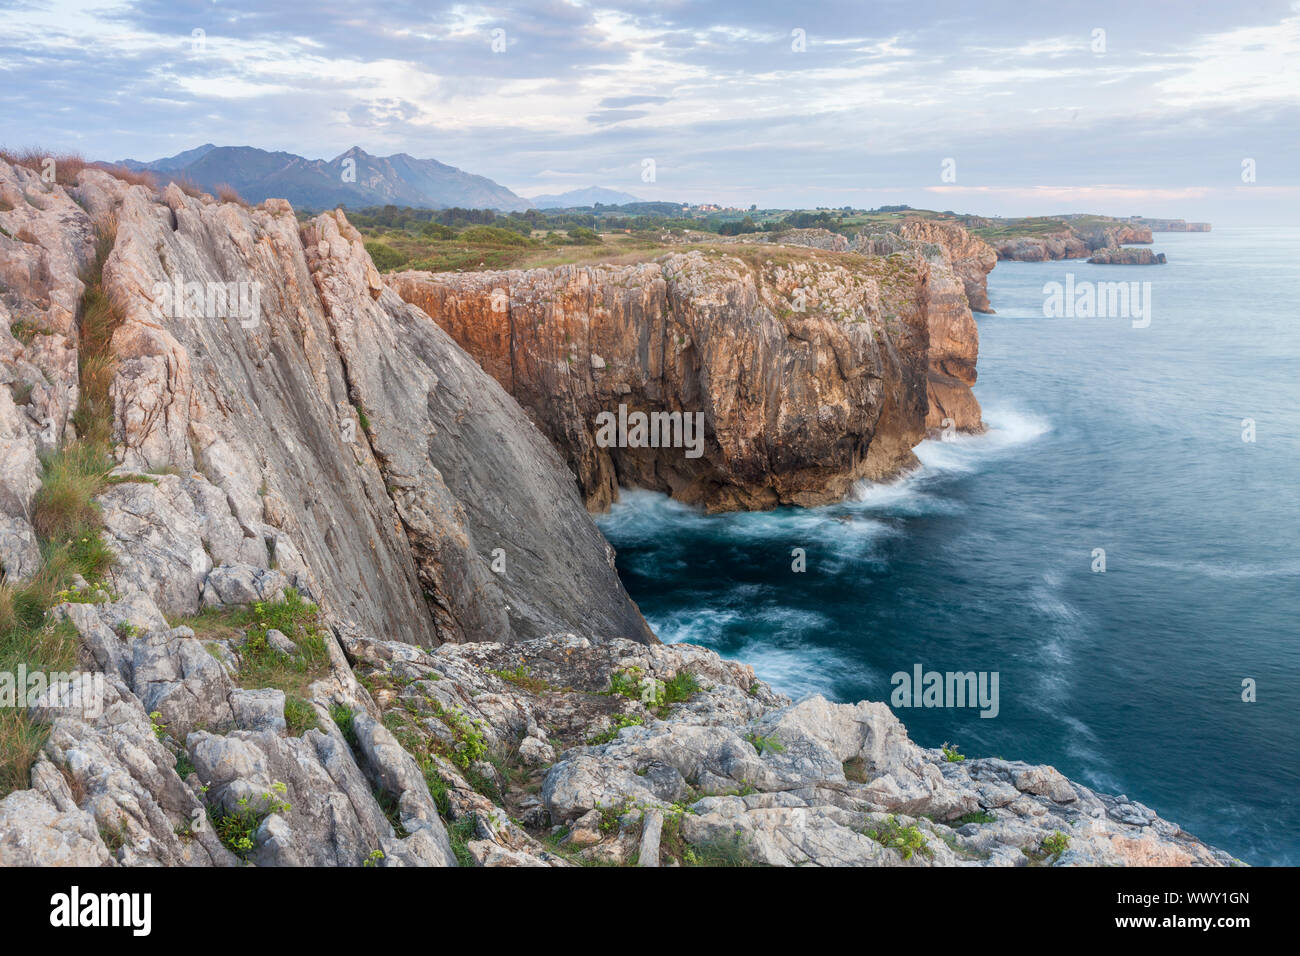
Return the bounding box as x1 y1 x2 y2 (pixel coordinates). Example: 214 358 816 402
391 240 984 513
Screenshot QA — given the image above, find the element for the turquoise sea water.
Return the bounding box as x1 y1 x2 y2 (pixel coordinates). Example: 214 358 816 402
597 228 1300 865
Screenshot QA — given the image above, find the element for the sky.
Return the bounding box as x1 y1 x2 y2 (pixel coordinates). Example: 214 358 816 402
2 0 1298 223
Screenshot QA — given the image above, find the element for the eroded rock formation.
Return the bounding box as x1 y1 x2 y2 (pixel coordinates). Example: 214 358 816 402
0 162 652 645
994 223 1155 261
392 241 983 513
896 218 998 314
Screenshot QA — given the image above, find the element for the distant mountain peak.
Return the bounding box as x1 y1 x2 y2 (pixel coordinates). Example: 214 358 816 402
530 185 645 209
106 144 531 212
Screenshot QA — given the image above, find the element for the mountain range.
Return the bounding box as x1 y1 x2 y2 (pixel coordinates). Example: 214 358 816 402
528 186 644 208
113 144 532 212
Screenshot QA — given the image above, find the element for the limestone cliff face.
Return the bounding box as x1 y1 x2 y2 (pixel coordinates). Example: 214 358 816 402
391 246 966 512
0 161 652 646
0 161 99 580
896 219 997 314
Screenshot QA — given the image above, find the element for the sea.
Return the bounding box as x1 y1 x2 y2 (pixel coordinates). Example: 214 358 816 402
597 228 1300 865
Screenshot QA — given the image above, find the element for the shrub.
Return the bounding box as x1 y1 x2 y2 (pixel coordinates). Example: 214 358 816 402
1042 831 1070 856
214 183 247 206
364 241 408 272
458 225 529 246
207 782 291 858
284 695 319 736
866 815 932 860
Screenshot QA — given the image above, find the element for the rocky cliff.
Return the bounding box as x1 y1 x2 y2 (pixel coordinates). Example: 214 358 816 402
0 161 1231 868
0 161 652 645
895 218 998 314
994 223 1154 261
391 242 982 513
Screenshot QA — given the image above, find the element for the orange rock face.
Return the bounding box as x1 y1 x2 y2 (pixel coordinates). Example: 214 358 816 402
392 244 983 512
898 218 998 314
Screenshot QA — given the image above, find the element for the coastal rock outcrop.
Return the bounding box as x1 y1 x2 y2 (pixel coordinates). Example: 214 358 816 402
1087 247 1166 265
337 630 1237 868
391 242 981 512
994 222 1155 261
64 174 649 645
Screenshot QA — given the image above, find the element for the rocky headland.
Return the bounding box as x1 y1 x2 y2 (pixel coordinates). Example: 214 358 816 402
1130 217 1211 232
992 222 1155 262
389 217 992 513
0 160 1233 867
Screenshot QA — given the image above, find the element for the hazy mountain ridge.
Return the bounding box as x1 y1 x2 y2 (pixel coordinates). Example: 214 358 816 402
529 185 644 208
111 144 532 212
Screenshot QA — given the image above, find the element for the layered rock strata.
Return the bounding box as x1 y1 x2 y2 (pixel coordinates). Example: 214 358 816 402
0 161 653 646
391 241 983 513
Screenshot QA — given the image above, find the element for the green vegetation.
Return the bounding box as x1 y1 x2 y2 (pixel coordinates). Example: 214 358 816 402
605 666 701 716
746 733 786 755
7 320 53 345
1022 830 1072 864
419 756 451 817
655 809 757 867
283 694 319 736
489 664 550 693
586 713 644 745
363 241 407 272
955 809 997 825
447 815 477 867
207 781 291 858
0 221 123 797
330 703 358 748
440 707 488 769
865 815 932 860
941 742 966 763
177 589 330 699
1042 831 1070 856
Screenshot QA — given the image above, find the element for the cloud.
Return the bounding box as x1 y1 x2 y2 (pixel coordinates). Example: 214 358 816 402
586 109 650 125
599 95 670 108
0 0 1296 221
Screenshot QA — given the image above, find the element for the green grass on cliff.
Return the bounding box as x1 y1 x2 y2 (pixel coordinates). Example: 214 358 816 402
174 588 331 702
0 221 122 797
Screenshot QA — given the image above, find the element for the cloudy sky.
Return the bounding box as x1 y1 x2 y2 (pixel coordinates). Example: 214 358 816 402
2 0 1298 222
